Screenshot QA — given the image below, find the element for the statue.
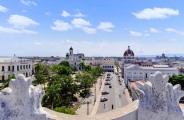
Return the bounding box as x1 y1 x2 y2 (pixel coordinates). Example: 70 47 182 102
136 71 184 120
0 74 53 120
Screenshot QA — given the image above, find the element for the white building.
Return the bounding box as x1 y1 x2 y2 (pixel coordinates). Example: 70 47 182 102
124 64 178 86
0 54 32 83
60 47 85 70
121 46 135 76
85 57 115 72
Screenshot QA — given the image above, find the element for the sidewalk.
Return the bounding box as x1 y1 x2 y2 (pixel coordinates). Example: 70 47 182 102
76 74 106 115
120 77 132 103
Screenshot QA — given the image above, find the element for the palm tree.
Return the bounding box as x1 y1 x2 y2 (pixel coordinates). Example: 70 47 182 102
84 64 92 72
44 84 61 110
34 62 43 73
79 60 85 71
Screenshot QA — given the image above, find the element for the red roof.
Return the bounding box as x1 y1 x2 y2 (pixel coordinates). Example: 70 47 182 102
131 80 145 89
124 46 134 56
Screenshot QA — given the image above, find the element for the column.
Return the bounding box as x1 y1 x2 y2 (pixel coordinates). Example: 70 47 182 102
14 64 17 72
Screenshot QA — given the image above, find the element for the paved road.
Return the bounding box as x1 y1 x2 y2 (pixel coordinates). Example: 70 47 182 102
97 72 129 114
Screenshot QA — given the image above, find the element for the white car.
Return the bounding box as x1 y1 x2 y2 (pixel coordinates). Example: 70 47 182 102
100 97 108 102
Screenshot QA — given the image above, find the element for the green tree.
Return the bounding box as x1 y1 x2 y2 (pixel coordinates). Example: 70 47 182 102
169 74 184 89
0 74 16 89
43 83 61 110
80 73 93 96
58 65 72 76
59 61 70 67
94 65 104 75
114 61 119 72
84 64 92 72
79 60 85 71
34 62 43 73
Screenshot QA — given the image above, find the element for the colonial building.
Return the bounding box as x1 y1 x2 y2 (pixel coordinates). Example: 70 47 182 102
0 54 32 83
123 64 178 86
85 57 115 72
60 47 85 70
121 46 135 76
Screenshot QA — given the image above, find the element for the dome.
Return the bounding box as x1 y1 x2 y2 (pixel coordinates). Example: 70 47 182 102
69 47 73 50
124 46 134 56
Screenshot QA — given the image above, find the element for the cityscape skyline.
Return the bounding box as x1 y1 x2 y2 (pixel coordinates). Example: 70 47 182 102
0 0 184 56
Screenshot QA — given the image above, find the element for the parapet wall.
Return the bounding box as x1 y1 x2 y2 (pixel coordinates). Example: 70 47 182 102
1 71 184 120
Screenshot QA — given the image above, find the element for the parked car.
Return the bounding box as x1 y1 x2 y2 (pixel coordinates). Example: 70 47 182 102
107 73 111 76
109 85 112 88
102 91 109 95
100 97 108 102
104 82 111 85
106 76 111 81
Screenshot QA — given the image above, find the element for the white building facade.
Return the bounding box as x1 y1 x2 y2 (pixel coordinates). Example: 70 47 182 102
85 57 115 72
0 54 32 82
124 64 179 86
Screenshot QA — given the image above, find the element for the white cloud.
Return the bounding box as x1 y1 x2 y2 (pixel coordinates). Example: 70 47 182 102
45 12 52 16
132 8 179 19
144 33 150 36
0 5 8 12
71 18 91 28
82 27 96 34
81 41 93 44
130 31 142 36
35 42 42 45
22 29 37 34
0 26 37 34
166 28 184 36
61 10 86 17
8 14 39 28
66 39 78 44
99 42 108 49
20 0 37 6
21 10 27 12
51 20 72 31
124 28 127 30
97 22 115 32
170 39 177 42
73 13 86 17
61 11 71 17
150 28 161 33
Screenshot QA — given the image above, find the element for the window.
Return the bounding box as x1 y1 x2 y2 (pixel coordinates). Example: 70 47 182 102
23 65 25 69
8 66 10 71
12 66 14 71
17 66 19 71
26 65 28 69
2 66 4 71
20 65 22 70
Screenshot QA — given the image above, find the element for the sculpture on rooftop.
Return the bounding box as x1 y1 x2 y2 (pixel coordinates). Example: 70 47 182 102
0 74 52 120
136 71 184 120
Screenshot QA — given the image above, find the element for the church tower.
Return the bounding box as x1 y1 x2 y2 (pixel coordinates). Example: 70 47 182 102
69 47 73 60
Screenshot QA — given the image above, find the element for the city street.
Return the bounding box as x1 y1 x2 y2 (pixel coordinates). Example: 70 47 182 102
97 72 129 114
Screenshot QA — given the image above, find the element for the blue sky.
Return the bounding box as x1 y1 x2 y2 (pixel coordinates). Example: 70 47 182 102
0 0 184 57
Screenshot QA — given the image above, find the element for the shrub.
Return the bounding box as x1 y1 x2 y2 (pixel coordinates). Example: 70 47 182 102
54 106 76 115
